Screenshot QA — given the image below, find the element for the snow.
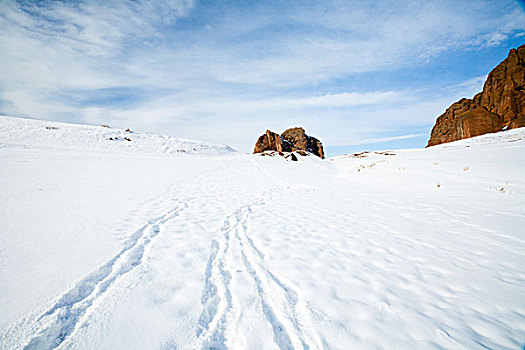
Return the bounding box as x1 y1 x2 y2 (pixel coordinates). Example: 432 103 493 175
1 115 524 349
0 116 235 156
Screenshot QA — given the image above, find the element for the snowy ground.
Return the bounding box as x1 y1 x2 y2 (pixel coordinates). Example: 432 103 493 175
1 116 524 349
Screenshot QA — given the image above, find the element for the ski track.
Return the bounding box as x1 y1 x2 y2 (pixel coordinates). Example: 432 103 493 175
195 189 324 350
21 200 189 350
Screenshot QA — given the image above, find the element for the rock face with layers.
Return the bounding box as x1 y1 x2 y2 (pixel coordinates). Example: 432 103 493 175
428 44 525 147
253 127 324 158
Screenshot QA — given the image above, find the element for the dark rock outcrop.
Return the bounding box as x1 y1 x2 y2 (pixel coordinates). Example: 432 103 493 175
253 127 324 158
281 127 325 159
254 130 293 154
428 44 525 147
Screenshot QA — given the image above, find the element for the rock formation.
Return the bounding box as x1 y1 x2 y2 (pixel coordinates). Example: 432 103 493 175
428 44 525 147
282 127 324 158
253 130 293 154
253 127 324 158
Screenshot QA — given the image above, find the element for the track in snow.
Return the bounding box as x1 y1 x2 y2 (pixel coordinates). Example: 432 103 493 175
195 193 324 350
22 200 189 350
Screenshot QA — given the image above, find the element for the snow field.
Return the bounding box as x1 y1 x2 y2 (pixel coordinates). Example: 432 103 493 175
1 116 524 349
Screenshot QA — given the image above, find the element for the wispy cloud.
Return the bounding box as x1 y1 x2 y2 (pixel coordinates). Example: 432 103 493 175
331 134 427 147
0 0 524 153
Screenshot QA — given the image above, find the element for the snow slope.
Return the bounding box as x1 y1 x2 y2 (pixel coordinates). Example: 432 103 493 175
0 116 235 156
1 116 524 349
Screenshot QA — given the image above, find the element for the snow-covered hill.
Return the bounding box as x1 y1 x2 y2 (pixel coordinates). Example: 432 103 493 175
0 116 235 156
1 116 524 349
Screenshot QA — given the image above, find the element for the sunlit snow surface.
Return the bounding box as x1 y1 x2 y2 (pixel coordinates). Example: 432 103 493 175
1 116 524 349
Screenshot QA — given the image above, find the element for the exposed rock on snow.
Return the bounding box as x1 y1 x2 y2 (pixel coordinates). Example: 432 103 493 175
253 127 324 158
428 44 525 147
257 149 311 162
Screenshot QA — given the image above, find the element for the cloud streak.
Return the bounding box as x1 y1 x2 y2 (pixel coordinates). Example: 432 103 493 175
331 134 428 147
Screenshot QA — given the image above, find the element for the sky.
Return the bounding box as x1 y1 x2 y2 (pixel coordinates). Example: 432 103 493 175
1 0 524 157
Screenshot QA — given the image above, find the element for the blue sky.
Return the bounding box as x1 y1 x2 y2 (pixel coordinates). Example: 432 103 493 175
1 0 524 156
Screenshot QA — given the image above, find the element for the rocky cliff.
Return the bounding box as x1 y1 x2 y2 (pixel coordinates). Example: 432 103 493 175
253 127 324 158
428 44 525 147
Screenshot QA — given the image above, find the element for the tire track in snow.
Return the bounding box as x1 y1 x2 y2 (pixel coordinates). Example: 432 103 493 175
195 217 234 349
22 200 190 350
196 204 284 349
237 205 324 350
196 193 324 350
